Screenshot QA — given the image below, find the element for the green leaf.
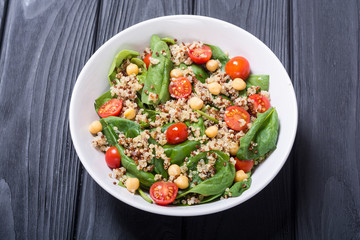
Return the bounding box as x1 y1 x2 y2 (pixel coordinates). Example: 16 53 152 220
141 39 173 105
178 63 209 83
186 117 205 136
239 74 270 96
200 193 223 204
236 107 279 160
138 188 153 204
131 58 147 85
205 43 230 71
163 140 200 165
153 157 168 179
161 37 176 45
100 116 141 138
151 35 161 49
108 50 139 86
194 109 219 123
229 176 252 197
94 90 114 113
177 151 235 198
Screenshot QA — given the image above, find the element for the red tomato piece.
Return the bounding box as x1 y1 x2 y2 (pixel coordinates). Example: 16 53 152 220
105 146 121 169
225 56 250 80
224 106 250 131
150 181 178 206
248 94 271 114
166 123 188 145
144 54 151 69
188 45 212 64
168 77 192 99
235 158 254 173
98 99 123 118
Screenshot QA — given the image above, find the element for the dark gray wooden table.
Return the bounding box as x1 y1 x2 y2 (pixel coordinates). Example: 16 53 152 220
0 0 359 239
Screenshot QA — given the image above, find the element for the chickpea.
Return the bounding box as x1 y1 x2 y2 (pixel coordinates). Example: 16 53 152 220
229 142 239 156
89 120 102 134
234 170 248 182
170 69 183 78
207 82 222 95
174 175 189 189
124 108 136 120
188 97 204 110
125 177 140 193
126 63 139 76
206 59 219 72
205 126 218 138
232 78 246 91
168 164 181 177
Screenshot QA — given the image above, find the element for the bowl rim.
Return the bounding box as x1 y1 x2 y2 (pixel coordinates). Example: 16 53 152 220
69 14 298 216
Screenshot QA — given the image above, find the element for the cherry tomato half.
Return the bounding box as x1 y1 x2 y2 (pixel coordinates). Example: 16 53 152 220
225 56 250 80
105 146 121 169
169 77 192 99
98 99 123 118
150 181 178 205
224 106 250 131
248 94 271 115
144 54 151 69
235 158 254 173
188 45 212 64
166 122 188 145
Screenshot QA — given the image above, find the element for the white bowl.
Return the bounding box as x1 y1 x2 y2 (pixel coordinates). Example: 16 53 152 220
69 15 297 216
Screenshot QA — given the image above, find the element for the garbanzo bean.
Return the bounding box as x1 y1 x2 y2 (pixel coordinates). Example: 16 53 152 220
89 120 102 134
126 63 139 76
174 175 189 189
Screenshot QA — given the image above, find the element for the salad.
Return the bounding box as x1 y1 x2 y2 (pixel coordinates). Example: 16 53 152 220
89 35 279 206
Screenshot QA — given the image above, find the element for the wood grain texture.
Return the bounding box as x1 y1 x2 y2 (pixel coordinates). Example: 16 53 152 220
0 0 98 239
74 1 192 239
1 0 359 239
184 1 294 239
0 0 7 48
292 0 360 239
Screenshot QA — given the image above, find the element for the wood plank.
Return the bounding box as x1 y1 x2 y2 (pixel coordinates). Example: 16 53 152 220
74 1 192 239
292 0 360 239
0 0 7 45
183 1 294 239
0 0 99 239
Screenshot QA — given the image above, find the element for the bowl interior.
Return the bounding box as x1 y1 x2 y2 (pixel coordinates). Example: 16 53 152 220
69 15 297 216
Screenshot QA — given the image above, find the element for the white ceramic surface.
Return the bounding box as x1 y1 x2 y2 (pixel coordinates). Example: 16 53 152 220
69 15 298 216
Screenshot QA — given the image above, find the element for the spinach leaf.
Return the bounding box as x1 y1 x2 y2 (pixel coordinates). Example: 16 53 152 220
178 63 209 83
151 35 161 49
153 157 168 179
205 44 230 71
239 74 270 96
161 37 176 45
228 175 252 197
138 188 153 204
100 116 141 138
108 50 139 86
186 117 205 136
200 193 223 204
131 58 147 85
177 151 235 198
141 37 173 105
94 90 114 112
195 109 219 123
100 119 155 187
163 140 200 165
236 107 279 160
